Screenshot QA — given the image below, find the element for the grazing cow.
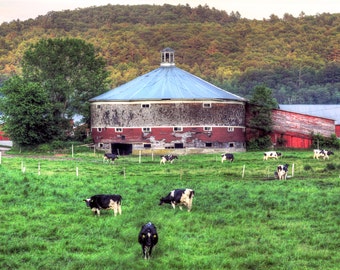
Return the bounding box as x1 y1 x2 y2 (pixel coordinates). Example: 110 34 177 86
313 149 334 160
103 153 119 163
159 188 195 212
221 153 234 163
160 154 178 165
138 222 158 260
277 164 289 180
263 151 282 160
83 194 122 216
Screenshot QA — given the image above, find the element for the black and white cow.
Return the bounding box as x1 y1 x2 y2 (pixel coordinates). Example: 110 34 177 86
159 188 195 212
83 194 122 216
160 154 178 165
221 153 234 163
276 164 289 180
313 149 334 160
138 222 158 260
103 153 119 163
263 151 282 160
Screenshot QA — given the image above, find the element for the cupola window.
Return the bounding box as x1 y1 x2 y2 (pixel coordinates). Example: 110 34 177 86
160 47 175 67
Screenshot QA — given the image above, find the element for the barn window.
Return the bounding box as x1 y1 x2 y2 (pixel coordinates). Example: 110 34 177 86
144 143 151 148
141 104 150 108
229 143 234 148
228 127 234 132
96 105 101 109
205 143 212 147
174 143 183 148
203 103 211 108
173 126 183 132
115 128 123 132
97 128 102 132
204 126 212 131
142 127 151 133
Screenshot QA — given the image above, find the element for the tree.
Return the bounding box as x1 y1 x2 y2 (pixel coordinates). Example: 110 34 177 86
0 76 56 146
21 38 110 131
247 85 278 150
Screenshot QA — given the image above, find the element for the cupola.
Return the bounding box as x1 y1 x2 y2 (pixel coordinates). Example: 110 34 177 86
160 47 175 67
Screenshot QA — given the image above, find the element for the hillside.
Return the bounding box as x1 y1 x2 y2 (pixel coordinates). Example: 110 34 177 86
0 4 339 103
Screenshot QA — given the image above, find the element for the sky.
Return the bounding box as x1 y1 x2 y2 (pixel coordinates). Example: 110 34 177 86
0 0 339 23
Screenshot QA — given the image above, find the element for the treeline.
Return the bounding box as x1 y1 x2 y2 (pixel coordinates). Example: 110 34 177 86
0 4 339 103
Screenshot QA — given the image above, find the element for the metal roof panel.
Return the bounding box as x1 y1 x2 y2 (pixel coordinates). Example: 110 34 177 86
90 66 246 102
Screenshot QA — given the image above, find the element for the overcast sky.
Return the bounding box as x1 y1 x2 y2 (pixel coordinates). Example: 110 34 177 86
1 0 339 23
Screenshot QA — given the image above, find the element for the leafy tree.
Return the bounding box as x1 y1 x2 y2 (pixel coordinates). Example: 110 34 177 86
21 38 110 130
0 76 56 146
247 85 278 150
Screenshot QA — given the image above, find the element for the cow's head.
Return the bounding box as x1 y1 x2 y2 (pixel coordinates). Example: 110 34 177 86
159 198 165 205
327 151 334 156
277 152 282 156
83 198 91 207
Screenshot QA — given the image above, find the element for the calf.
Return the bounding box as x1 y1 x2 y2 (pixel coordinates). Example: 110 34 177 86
83 194 122 216
221 153 234 163
160 154 178 165
159 188 194 212
138 222 158 260
313 149 334 160
103 153 119 163
263 151 282 160
277 164 289 180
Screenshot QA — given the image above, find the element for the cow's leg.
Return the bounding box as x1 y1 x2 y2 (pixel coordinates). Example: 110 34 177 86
113 203 117 216
187 199 192 212
171 202 176 210
118 204 122 215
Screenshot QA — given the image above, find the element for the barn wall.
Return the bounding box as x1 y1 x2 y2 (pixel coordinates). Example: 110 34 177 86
0 128 9 140
271 109 335 148
91 101 245 128
90 101 246 151
336 125 340 138
272 109 335 137
92 126 245 150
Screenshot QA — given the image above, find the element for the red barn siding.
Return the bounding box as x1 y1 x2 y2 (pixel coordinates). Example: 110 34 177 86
336 125 340 137
0 130 9 141
271 109 335 148
92 126 245 148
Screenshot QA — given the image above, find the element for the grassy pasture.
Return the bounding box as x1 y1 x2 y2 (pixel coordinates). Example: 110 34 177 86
0 150 339 270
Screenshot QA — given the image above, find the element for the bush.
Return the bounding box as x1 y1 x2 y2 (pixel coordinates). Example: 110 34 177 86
246 135 272 150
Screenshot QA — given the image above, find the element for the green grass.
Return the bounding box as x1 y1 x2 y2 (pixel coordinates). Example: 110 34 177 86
0 150 339 269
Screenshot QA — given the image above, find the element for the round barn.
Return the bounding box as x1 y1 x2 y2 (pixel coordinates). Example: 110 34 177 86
89 48 247 155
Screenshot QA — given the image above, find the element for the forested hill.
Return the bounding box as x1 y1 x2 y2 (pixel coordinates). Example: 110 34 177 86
0 4 339 104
